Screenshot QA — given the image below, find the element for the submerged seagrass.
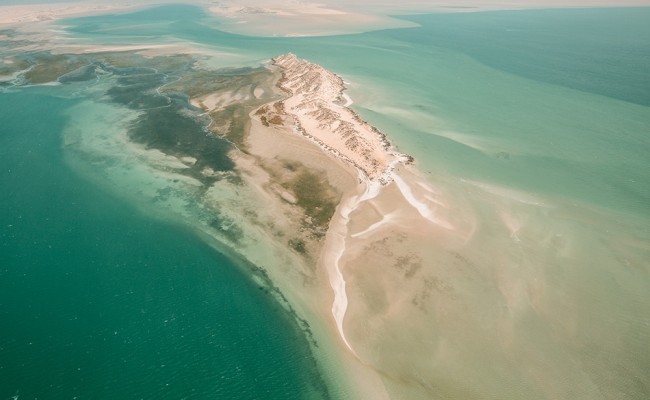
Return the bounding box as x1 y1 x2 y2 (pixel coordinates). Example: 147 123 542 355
0 40 337 400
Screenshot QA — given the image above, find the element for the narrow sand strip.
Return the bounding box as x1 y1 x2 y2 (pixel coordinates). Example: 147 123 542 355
350 211 397 238
393 173 454 229
324 177 382 353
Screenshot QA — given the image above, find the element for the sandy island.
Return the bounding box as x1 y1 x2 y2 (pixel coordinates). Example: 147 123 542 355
6 2 644 393
4 5 645 392
239 53 473 399
168 51 469 398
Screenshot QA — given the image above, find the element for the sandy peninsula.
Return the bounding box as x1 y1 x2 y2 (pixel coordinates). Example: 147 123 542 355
261 53 410 183
252 52 650 400
239 53 472 399
179 51 466 398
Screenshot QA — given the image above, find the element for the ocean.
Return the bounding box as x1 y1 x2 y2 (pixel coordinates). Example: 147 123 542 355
1 4 649 399
0 89 330 398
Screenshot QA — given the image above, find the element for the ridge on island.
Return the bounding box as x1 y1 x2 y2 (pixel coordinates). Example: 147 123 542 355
251 53 458 385
260 53 412 185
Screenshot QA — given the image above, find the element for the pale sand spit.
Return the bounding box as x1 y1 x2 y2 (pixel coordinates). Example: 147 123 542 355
244 54 466 399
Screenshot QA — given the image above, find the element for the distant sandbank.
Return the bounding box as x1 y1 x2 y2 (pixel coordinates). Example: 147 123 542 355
0 2 135 26
3 0 647 37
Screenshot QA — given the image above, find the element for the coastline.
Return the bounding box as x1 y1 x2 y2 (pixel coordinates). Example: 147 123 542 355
50 47 649 399
5 1 647 39
238 105 389 399
236 53 471 398
230 59 396 398
253 53 405 353
5 6 649 398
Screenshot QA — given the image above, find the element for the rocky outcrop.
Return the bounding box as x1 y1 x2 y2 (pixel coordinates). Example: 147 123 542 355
267 53 409 183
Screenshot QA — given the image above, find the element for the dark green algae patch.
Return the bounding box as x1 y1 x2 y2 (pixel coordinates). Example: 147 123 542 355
4 49 259 183
290 170 338 228
99 53 241 179
3 47 340 235
163 66 282 150
24 53 90 84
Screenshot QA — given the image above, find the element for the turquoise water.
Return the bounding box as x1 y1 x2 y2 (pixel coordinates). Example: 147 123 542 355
2 4 649 399
0 89 329 398
61 5 650 214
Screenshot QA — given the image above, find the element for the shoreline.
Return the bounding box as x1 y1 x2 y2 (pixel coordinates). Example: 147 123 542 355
2 1 647 30
5 40 399 396
242 53 464 398
257 53 406 356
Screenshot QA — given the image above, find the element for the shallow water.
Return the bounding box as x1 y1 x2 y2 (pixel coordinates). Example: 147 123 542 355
0 85 330 399
2 4 649 399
